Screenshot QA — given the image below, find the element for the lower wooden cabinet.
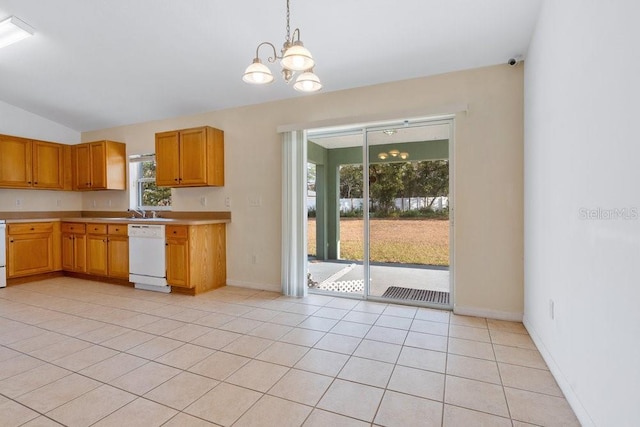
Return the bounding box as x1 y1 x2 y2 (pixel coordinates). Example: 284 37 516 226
85 223 128 278
6 222 58 278
166 227 189 287
61 222 87 273
9 220 226 294
106 225 129 279
165 224 226 294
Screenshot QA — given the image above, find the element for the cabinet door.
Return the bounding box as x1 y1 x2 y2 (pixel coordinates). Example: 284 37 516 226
32 141 64 189
73 144 92 190
155 131 180 186
0 136 32 188
107 236 129 279
179 127 208 186
61 233 75 271
90 142 107 189
7 233 53 277
166 238 190 287
86 234 108 276
74 234 87 273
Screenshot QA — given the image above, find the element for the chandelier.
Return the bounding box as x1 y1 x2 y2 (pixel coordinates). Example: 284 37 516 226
242 0 322 93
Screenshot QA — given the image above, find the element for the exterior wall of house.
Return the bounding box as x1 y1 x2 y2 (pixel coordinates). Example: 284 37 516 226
80 63 524 317
524 0 640 425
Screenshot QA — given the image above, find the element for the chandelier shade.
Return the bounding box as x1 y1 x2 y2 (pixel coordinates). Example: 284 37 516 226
242 58 275 85
281 42 314 71
293 69 322 92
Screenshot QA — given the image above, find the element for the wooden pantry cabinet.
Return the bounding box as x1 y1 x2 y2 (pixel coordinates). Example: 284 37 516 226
0 134 66 190
155 126 224 187
72 140 126 190
165 224 226 295
85 223 129 279
6 222 61 278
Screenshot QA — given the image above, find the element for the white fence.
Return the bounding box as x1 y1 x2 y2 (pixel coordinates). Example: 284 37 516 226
307 196 448 212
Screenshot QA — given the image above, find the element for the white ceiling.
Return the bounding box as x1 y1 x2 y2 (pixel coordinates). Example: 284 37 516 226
309 123 450 149
0 0 541 132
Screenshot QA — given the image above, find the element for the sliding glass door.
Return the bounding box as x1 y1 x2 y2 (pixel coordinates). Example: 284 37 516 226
307 119 452 308
366 124 451 306
307 130 365 298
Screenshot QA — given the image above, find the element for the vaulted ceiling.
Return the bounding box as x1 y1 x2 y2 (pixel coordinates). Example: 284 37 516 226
0 0 541 132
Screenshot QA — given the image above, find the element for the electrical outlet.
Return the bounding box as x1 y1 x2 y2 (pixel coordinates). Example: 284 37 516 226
251 254 257 265
56 199 61 207
225 197 231 208
200 196 207 207
107 199 112 207
549 299 555 320
249 196 262 207
92 199 97 208
15 198 22 207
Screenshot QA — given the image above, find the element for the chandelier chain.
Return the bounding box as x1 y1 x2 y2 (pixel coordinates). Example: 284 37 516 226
285 0 291 43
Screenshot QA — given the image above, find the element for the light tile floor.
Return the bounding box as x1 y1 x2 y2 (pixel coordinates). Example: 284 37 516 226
0 277 580 426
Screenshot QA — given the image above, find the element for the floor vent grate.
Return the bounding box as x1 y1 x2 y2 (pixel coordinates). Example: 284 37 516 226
381 286 450 305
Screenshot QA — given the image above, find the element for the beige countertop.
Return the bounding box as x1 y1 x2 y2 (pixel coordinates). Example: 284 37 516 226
5 217 230 225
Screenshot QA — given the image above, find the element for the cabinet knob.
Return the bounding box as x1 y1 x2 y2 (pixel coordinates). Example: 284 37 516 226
9 239 13 243
174 178 179 182
27 181 31 184
30 227 35 231
34 182 38 184
173 231 177 234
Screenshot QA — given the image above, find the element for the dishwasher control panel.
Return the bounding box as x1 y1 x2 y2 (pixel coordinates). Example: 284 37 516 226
127 224 165 238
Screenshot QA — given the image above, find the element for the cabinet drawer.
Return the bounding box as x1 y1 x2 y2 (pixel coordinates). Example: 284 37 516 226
166 225 188 239
87 224 108 235
8 222 54 234
107 224 128 236
61 222 86 234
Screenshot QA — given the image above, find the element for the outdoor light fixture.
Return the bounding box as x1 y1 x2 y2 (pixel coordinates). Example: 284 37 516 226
382 129 396 136
0 16 34 49
243 0 322 92
377 150 409 160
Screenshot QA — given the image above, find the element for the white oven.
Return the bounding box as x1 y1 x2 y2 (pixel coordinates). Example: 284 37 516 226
0 220 6 288
128 224 169 293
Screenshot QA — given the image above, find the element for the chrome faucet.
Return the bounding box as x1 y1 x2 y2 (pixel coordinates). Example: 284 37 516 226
130 208 146 218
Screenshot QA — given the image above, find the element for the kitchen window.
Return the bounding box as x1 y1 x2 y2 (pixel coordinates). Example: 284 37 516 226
129 154 171 210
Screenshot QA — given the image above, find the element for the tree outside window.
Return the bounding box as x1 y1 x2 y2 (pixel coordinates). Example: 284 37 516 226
129 155 171 209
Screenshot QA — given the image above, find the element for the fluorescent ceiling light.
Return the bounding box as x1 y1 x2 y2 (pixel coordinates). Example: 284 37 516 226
0 16 34 49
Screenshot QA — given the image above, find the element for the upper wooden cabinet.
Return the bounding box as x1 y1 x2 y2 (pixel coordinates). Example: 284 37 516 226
0 135 65 190
72 140 126 190
156 126 224 187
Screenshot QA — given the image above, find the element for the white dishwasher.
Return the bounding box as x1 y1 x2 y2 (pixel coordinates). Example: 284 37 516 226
128 224 170 293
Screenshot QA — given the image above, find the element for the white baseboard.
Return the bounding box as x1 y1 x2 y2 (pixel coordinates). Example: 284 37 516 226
225 279 281 293
454 305 523 321
523 316 594 427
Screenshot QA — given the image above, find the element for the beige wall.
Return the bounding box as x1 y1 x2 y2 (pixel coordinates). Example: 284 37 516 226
82 64 524 318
